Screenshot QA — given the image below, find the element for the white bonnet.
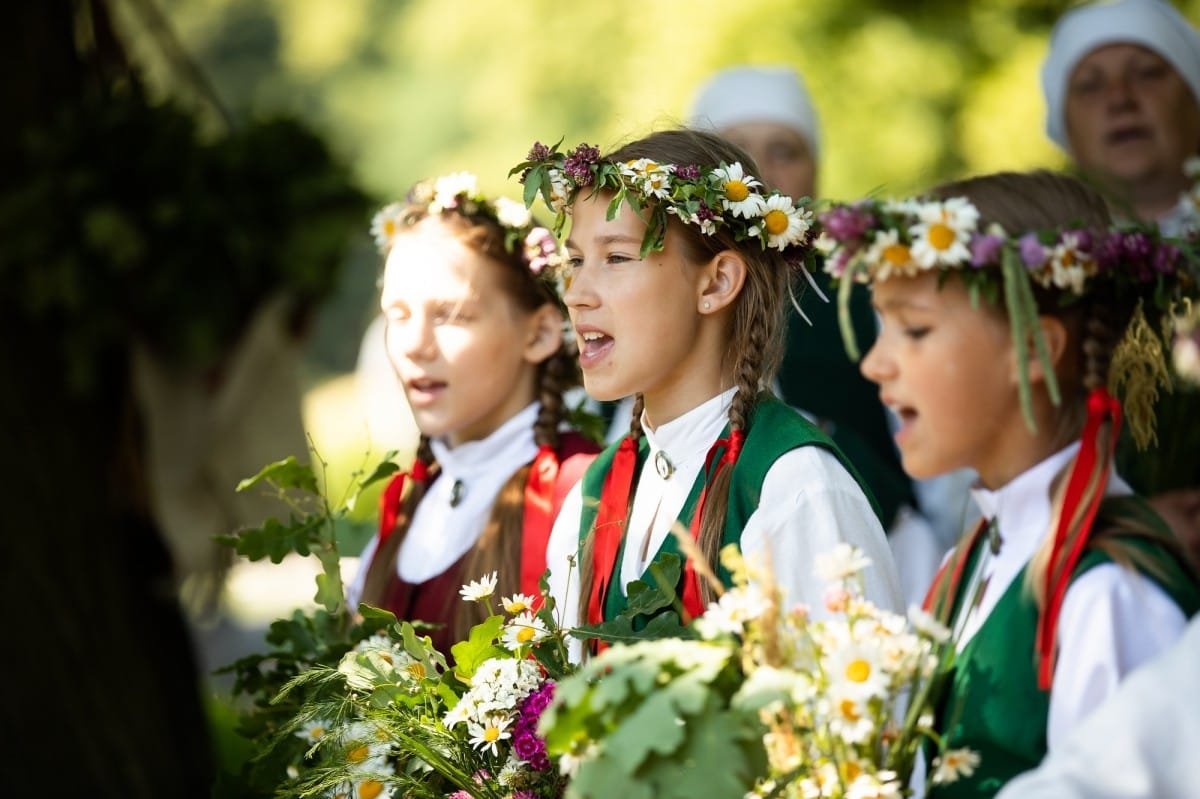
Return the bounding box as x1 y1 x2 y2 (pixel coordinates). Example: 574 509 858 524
1042 0 1200 150
688 65 821 156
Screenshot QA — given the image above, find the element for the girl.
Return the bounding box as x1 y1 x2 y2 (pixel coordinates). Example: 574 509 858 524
821 171 1200 796
347 173 598 655
514 130 903 643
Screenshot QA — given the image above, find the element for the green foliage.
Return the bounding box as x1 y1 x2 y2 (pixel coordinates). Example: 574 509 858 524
0 88 370 392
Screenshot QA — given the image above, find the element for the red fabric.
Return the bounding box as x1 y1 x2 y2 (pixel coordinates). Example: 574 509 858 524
587 436 639 630
520 446 560 603
680 430 745 622
922 518 989 616
1035 387 1121 689
378 459 430 545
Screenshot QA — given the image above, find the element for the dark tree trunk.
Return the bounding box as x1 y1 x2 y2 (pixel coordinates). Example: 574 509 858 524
0 3 215 796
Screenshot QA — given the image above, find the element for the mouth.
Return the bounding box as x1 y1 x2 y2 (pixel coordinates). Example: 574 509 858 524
1105 125 1151 147
576 328 614 369
406 376 447 405
883 396 918 441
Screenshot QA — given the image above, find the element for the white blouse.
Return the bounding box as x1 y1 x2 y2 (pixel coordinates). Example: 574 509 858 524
347 403 541 606
546 389 903 640
959 442 1187 750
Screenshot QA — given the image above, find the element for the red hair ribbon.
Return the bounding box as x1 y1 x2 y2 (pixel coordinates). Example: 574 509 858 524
680 429 745 621
1035 386 1122 690
377 458 430 547
921 517 990 618
520 445 560 604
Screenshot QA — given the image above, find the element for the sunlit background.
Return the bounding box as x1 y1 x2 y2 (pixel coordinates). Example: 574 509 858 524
107 0 1199 621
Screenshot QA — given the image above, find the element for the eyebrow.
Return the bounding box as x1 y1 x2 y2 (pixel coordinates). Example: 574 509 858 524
873 296 935 313
566 233 644 249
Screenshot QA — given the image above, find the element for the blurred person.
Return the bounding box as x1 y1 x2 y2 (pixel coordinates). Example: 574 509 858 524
689 65 973 603
346 174 597 656
1043 0 1200 572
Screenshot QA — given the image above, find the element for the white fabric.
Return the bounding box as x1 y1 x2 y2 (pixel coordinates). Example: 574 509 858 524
347 403 540 605
957 442 1187 749
546 389 903 654
995 614 1200 799
1042 0 1200 149
689 65 821 156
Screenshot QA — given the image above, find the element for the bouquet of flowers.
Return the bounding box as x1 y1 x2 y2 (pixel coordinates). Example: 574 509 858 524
255 572 575 799
538 545 975 799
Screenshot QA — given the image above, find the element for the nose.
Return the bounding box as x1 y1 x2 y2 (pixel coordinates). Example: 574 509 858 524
859 337 894 386
1104 73 1137 111
385 315 436 364
561 260 597 311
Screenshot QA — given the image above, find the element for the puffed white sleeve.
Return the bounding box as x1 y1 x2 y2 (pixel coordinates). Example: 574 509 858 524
739 446 904 616
345 534 380 610
546 480 585 635
1046 562 1188 749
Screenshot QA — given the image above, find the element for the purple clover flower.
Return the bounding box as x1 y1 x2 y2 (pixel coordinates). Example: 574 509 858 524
695 202 717 222
969 232 1004 268
675 164 702 181
527 142 552 162
819 205 875 241
510 681 555 771
563 144 601 186
447 792 472 799
1154 242 1181 275
1018 233 1048 269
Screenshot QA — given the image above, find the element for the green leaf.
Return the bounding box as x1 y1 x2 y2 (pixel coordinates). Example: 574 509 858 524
218 514 323 562
448 615 506 679
237 455 319 495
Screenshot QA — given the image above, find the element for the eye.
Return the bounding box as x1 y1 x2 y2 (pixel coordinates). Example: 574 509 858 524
605 253 634 265
904 326 931 340
566 254 584 270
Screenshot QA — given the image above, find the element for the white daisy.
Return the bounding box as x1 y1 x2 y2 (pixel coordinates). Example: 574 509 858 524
460 572 499 602
501 593 538 615
431 171 479 211
907 605 952 644
824 687 874 744
468 713 513 756
369 203 405 252
493 196 532 229
500 612 550 651
295 718 331 743
864 229 917 280
909 199 976 268
619 158 674 199
546 167 571 214
1048 231 1095 294
931 747 981 785
814 543 872 583
825 640 889 700
695 584 772 638
749 195 813 250
711 163 765 218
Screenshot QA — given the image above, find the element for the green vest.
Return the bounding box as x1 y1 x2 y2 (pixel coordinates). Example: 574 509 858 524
577 395 878 624
929 496 1200 799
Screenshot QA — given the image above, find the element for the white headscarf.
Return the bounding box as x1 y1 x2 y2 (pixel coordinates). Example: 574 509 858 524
688 65 821 156
1042 0 1200 150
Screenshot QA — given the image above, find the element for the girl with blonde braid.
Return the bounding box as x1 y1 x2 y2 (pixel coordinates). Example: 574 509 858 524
515 129 902 646
347 174 598 656
820 170 1200 797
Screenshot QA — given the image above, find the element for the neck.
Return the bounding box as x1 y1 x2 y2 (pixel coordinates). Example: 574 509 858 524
975 399 1070 491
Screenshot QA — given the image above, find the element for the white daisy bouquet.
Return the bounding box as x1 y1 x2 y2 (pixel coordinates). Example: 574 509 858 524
538 545 974 799
273 572 573 799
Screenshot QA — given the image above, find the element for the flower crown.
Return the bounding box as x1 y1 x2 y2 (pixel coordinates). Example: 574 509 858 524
509 140 818 262
370 171 566 280
817 196 1199 444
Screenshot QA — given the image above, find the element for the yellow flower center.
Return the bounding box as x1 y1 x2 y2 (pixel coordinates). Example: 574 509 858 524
358 780 385 799
347 744 369 763
764 209 790 236
844 762 864 782
380 652 394 665
506 600 528 613
383 220 396 238
883 243 911 266
1061 249 1076 267
309 726 325 740
838 699 861 721
845 658 872 683
725 180 750 202
928 222 956 251
484 726 501 743
517 626 536 643
407 662 427 680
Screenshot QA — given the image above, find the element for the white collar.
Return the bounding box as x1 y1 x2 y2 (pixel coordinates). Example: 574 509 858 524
429 402 541 486
641 388 736 480
969 441 1131 565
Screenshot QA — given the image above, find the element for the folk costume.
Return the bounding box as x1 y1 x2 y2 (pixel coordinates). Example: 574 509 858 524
546 389 904 643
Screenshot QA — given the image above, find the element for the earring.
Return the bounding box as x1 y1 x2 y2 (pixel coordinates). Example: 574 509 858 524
702 301 711 311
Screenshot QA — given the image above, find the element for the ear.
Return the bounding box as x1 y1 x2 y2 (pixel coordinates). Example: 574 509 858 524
1019 314 1070 386
697 250 748 314
523 303 564 365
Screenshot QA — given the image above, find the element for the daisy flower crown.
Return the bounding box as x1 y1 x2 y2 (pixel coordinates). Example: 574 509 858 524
817 196 1199 444
370 171 567 284
509 140 818 265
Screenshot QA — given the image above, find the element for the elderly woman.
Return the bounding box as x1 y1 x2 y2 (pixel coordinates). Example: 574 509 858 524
1042 0 1200 235
1042 0 1200 573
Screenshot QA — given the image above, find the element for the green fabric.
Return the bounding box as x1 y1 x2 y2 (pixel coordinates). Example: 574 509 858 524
929 495 1200 799
1115 385 1200 496
776 274 913 528
577 395 877 625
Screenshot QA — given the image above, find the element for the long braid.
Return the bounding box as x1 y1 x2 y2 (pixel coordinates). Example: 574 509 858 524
358 434 436 608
